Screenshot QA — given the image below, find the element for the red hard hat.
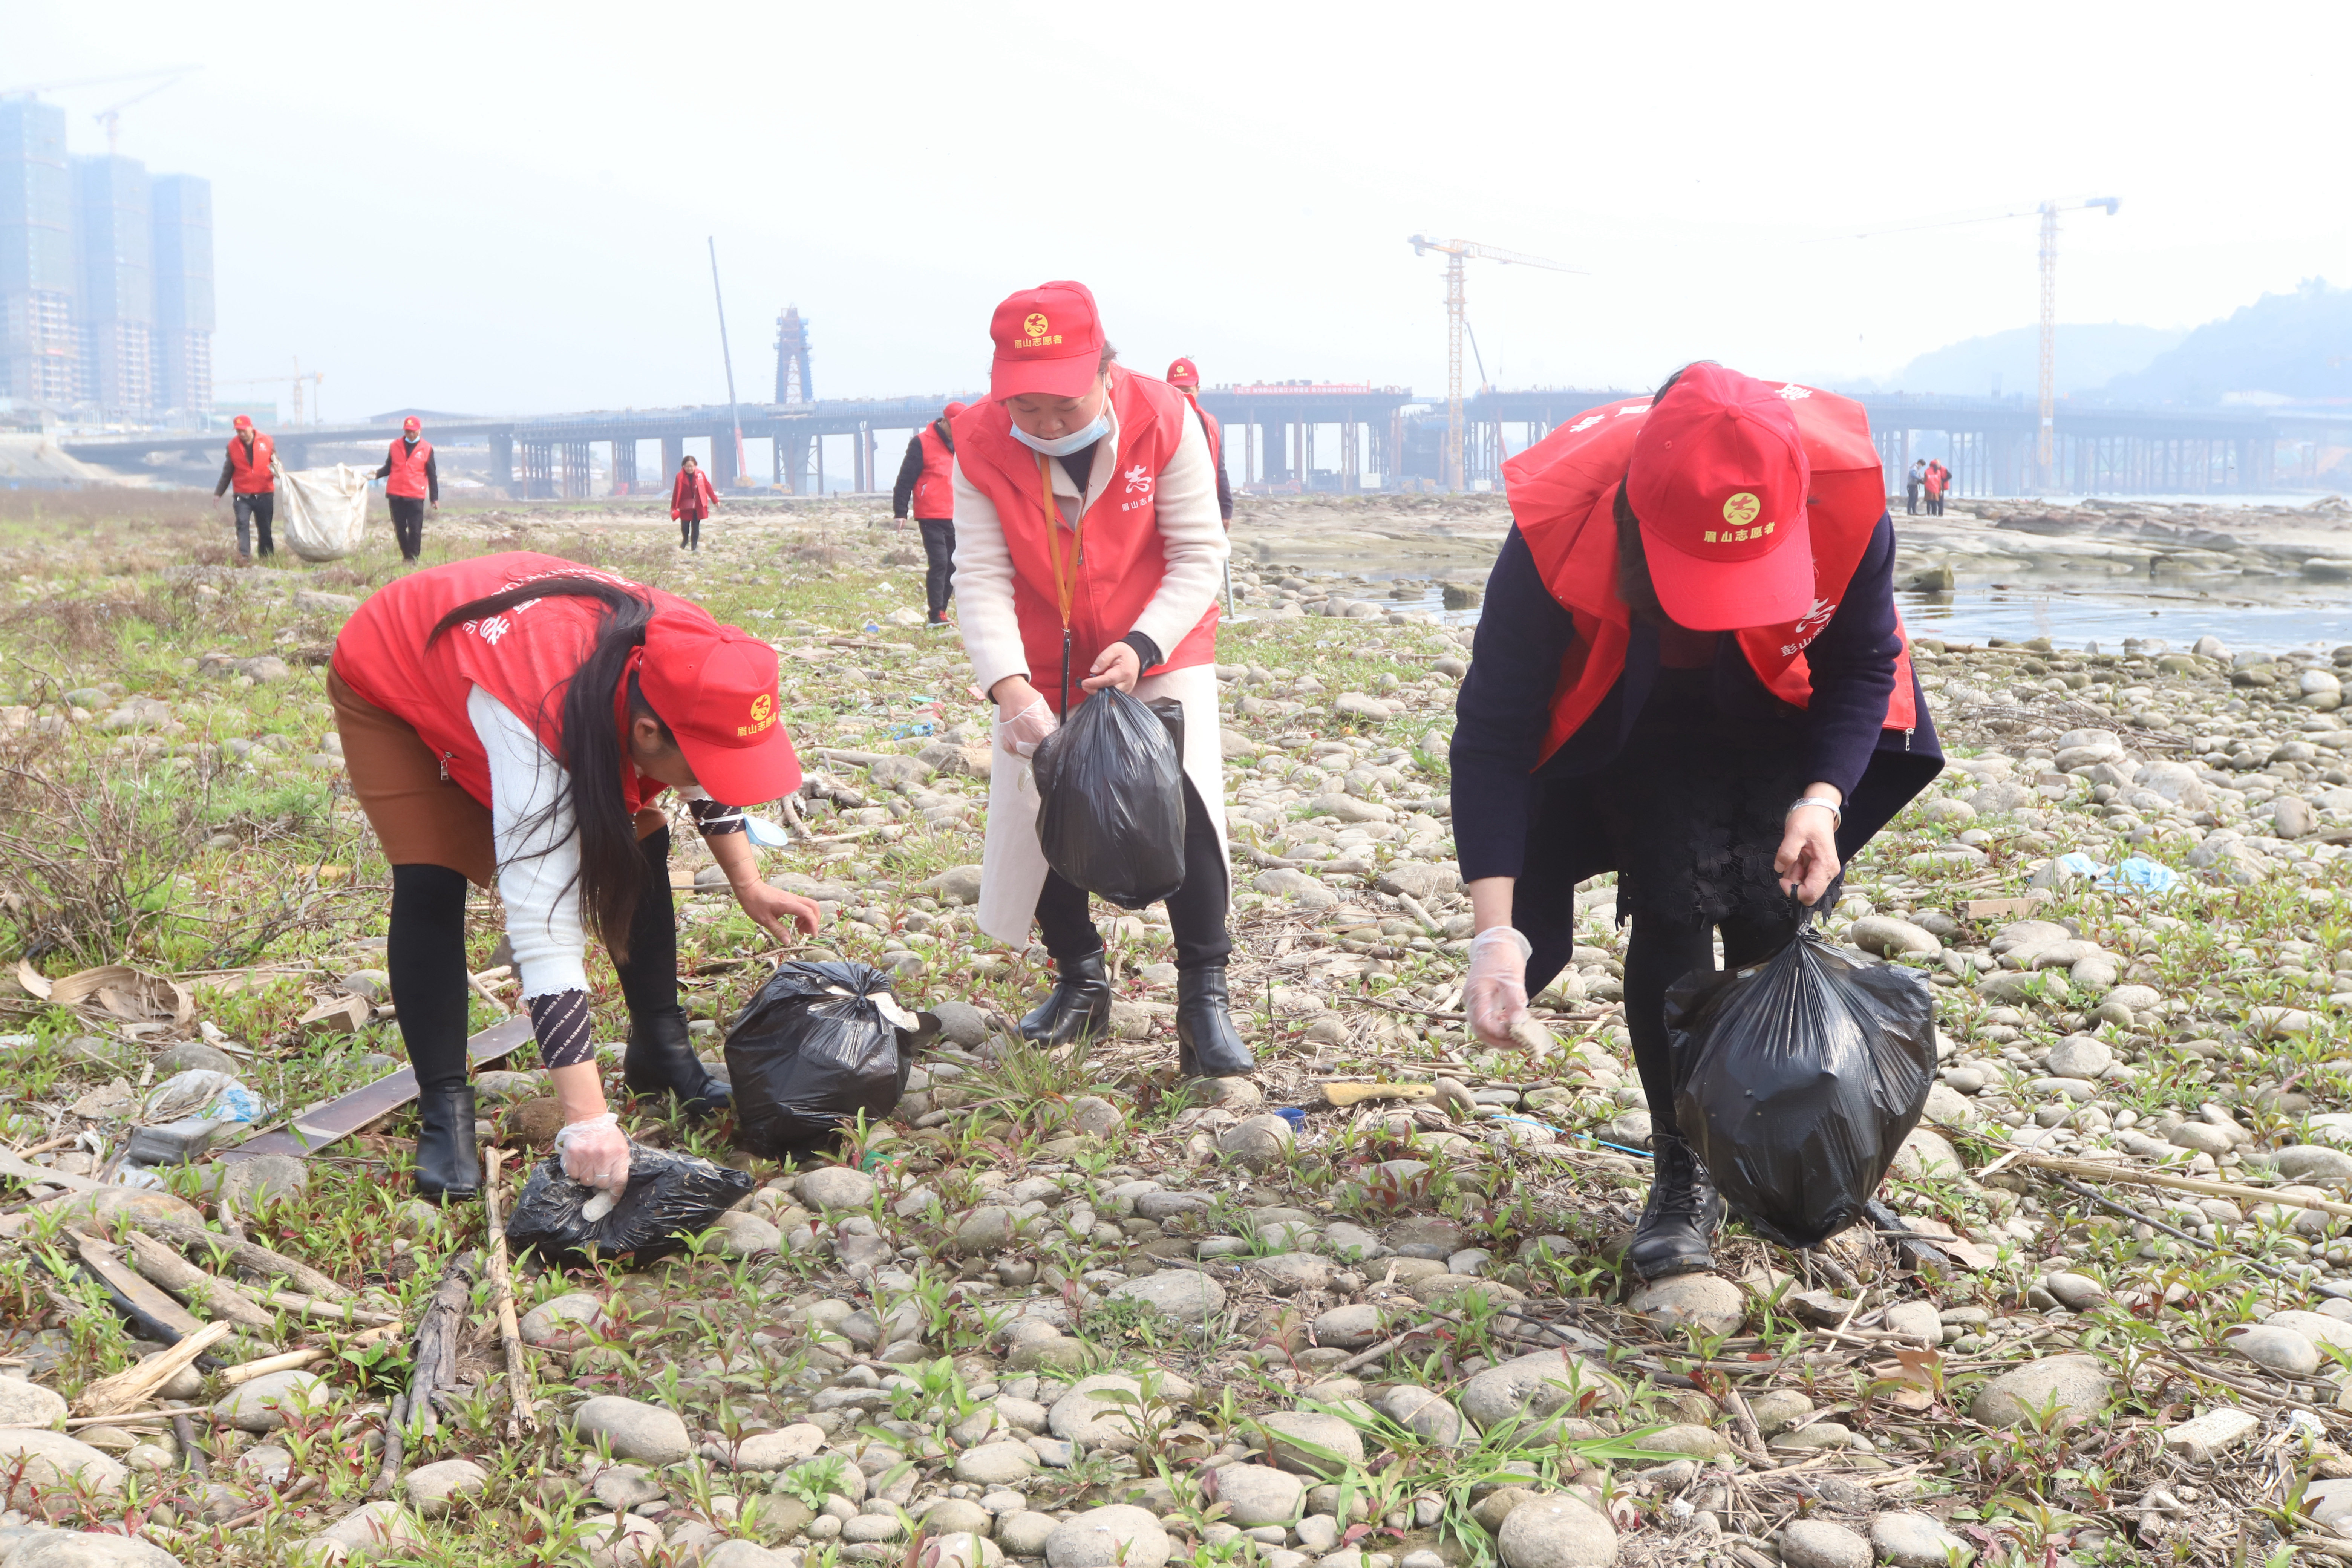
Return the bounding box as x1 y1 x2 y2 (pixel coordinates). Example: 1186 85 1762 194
988 281 1103 401
232 415 252 431
1165 357 1200 389
403 416 421 434
1623 363 1813 633
636 611 802 807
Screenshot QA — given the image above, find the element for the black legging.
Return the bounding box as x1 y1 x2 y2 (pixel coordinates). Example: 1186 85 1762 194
1035 776 1231 970
1621 909 1795 1144
680 513 704 550
388 496 427 561
387 828 684 1090
917 519 955 618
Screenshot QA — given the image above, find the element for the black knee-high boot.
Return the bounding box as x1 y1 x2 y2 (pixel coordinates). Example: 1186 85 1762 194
614 829 729 1117
388 863 479 1201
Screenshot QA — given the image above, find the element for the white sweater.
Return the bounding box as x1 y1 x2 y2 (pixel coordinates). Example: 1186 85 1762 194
950 398 1227 700
469 686 706 1001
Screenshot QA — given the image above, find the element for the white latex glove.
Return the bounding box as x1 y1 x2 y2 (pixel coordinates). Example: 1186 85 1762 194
553 1112 631 1194
995 695 1060 759
1465 926 1534 1047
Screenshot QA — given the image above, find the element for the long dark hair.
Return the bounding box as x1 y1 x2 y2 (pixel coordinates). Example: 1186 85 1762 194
1613 362 1714 626
429 576 672 958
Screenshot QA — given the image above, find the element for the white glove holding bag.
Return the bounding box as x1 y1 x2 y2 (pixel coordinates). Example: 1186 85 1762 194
1465 926 1534 1047
553 1111 631 1196
995 695 1060 759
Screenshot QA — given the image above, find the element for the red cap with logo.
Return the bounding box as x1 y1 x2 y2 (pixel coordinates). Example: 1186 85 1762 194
636 611 802 806
1165 357 1201 389
232 414 252 431
1623 364 1813 632
943 401 967 419
988 281 1103 401
403 416 421 435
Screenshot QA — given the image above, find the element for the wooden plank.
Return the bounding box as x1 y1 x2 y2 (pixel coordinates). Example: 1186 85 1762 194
72 1231 207 1341
0 1150 104 1195
217 1015 531 1163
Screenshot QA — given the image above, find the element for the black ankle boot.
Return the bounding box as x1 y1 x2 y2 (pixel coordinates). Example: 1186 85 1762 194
624 1011 731 1119
1626 1132 1725 1280
415 1086 479 1202
1175 966 1254 1078
1018 951 1112 1047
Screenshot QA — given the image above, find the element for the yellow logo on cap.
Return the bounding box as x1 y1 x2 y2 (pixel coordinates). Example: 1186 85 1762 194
1023 312 1049 338
1723 492 1761 528
737 692 777 738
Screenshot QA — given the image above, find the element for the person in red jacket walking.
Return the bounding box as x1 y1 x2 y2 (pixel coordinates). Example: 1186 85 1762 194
891 401 966 625
671 455 718 551
953 281 1250 1080
215 414 277 562
329 553 823 1200
1164 360 1232 525
375 416 439 564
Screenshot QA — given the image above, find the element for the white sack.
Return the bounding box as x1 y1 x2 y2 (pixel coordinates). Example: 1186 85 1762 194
275 460 372 561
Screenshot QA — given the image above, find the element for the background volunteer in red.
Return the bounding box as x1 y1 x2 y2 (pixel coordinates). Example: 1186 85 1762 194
951 282 1251 1079
330 554 823 1202
375 415 439 564
215 414 277 561
671 453 718 552
1164 360 1232 526
1448 363 1942 1281
891 401 967 625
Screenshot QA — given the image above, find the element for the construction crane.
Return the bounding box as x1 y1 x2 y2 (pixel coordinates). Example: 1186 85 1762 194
217 360 325 427
92 72 190 155
1407 236 1581 490
1846 196 2119 488
0 66 197 101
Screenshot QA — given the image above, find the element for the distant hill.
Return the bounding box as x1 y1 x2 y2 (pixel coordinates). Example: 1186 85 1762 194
2095 279 2352 406
1860 323 2185 399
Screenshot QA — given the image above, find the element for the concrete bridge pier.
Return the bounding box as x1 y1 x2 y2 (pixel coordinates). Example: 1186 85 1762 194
611 437 638 495
489 434 513 492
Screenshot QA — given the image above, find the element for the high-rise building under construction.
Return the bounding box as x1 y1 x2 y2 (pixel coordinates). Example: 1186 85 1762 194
0 95 213 422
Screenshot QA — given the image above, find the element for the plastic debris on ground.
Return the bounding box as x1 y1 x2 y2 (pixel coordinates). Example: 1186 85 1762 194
726 960 935 1161
1666 925 1937 1248
1030 686 1187 908
505 1141 757 1267
2053 850 2185 894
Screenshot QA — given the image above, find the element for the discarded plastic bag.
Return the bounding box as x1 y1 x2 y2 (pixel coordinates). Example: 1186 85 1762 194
505 1141 756 1268
1666 926 1936 1248
726 960 936 1161
142 1069 268 1124
1030 687 1186 908
2053 850 2184 895
275 461 372 562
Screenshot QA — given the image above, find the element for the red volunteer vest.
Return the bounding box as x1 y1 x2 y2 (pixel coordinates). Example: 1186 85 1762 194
330 552 700 814
952 365 1218 711
384 438 434 499
225 433 275 494
912 423 956 519
672 469 716 519
1504 385 1916 767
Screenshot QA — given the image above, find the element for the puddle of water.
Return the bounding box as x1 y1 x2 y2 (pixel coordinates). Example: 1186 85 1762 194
1896 586 2349 654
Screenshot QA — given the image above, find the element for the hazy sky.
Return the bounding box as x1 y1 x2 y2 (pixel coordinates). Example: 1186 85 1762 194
12 0 2347 421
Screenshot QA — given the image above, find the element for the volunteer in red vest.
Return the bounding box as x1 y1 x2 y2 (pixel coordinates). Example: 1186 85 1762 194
1450 364 1942 1280
951 281 1250 1078
891 401 967 625
376 416 439 564
671 454 718 552
330 553 822 1201
214 415 277 562
1164 360 1232 525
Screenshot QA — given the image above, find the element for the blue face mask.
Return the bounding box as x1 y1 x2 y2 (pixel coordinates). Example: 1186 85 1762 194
1009 409 1110 458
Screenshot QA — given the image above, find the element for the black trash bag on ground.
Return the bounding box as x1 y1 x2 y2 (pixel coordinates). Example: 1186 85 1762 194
1031 687 1186 908
506 1141 756 1268
1665 927 1936 1248
726 960 936 1161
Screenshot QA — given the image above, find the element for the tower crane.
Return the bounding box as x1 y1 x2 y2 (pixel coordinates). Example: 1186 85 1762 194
1846 196 2119 488
92 72 190 155
1407 236 1581 490
217 360 326 427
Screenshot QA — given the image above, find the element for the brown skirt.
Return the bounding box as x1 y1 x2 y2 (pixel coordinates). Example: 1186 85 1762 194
330 670 664 889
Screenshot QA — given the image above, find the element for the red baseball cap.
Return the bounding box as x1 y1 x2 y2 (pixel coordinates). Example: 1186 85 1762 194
637 610 802 806
402 416 421 434
943 401 967 419
1166 357 1200 389
988 281 1103 401
232 414 252 431
1624 364 1813 632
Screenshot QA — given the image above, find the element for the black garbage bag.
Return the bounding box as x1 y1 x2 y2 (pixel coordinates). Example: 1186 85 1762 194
726 960 936 1160
506 1141 756 1268
1665 927 1936 1248
1031 687 1186 908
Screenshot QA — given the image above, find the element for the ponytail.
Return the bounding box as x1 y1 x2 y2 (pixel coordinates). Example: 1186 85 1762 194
430 576 672 958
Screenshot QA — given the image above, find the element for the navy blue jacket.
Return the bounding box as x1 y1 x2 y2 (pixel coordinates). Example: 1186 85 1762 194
1449 512 1942 993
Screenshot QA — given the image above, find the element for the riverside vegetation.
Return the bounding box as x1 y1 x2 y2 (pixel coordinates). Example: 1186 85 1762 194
0 489 2347 1568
